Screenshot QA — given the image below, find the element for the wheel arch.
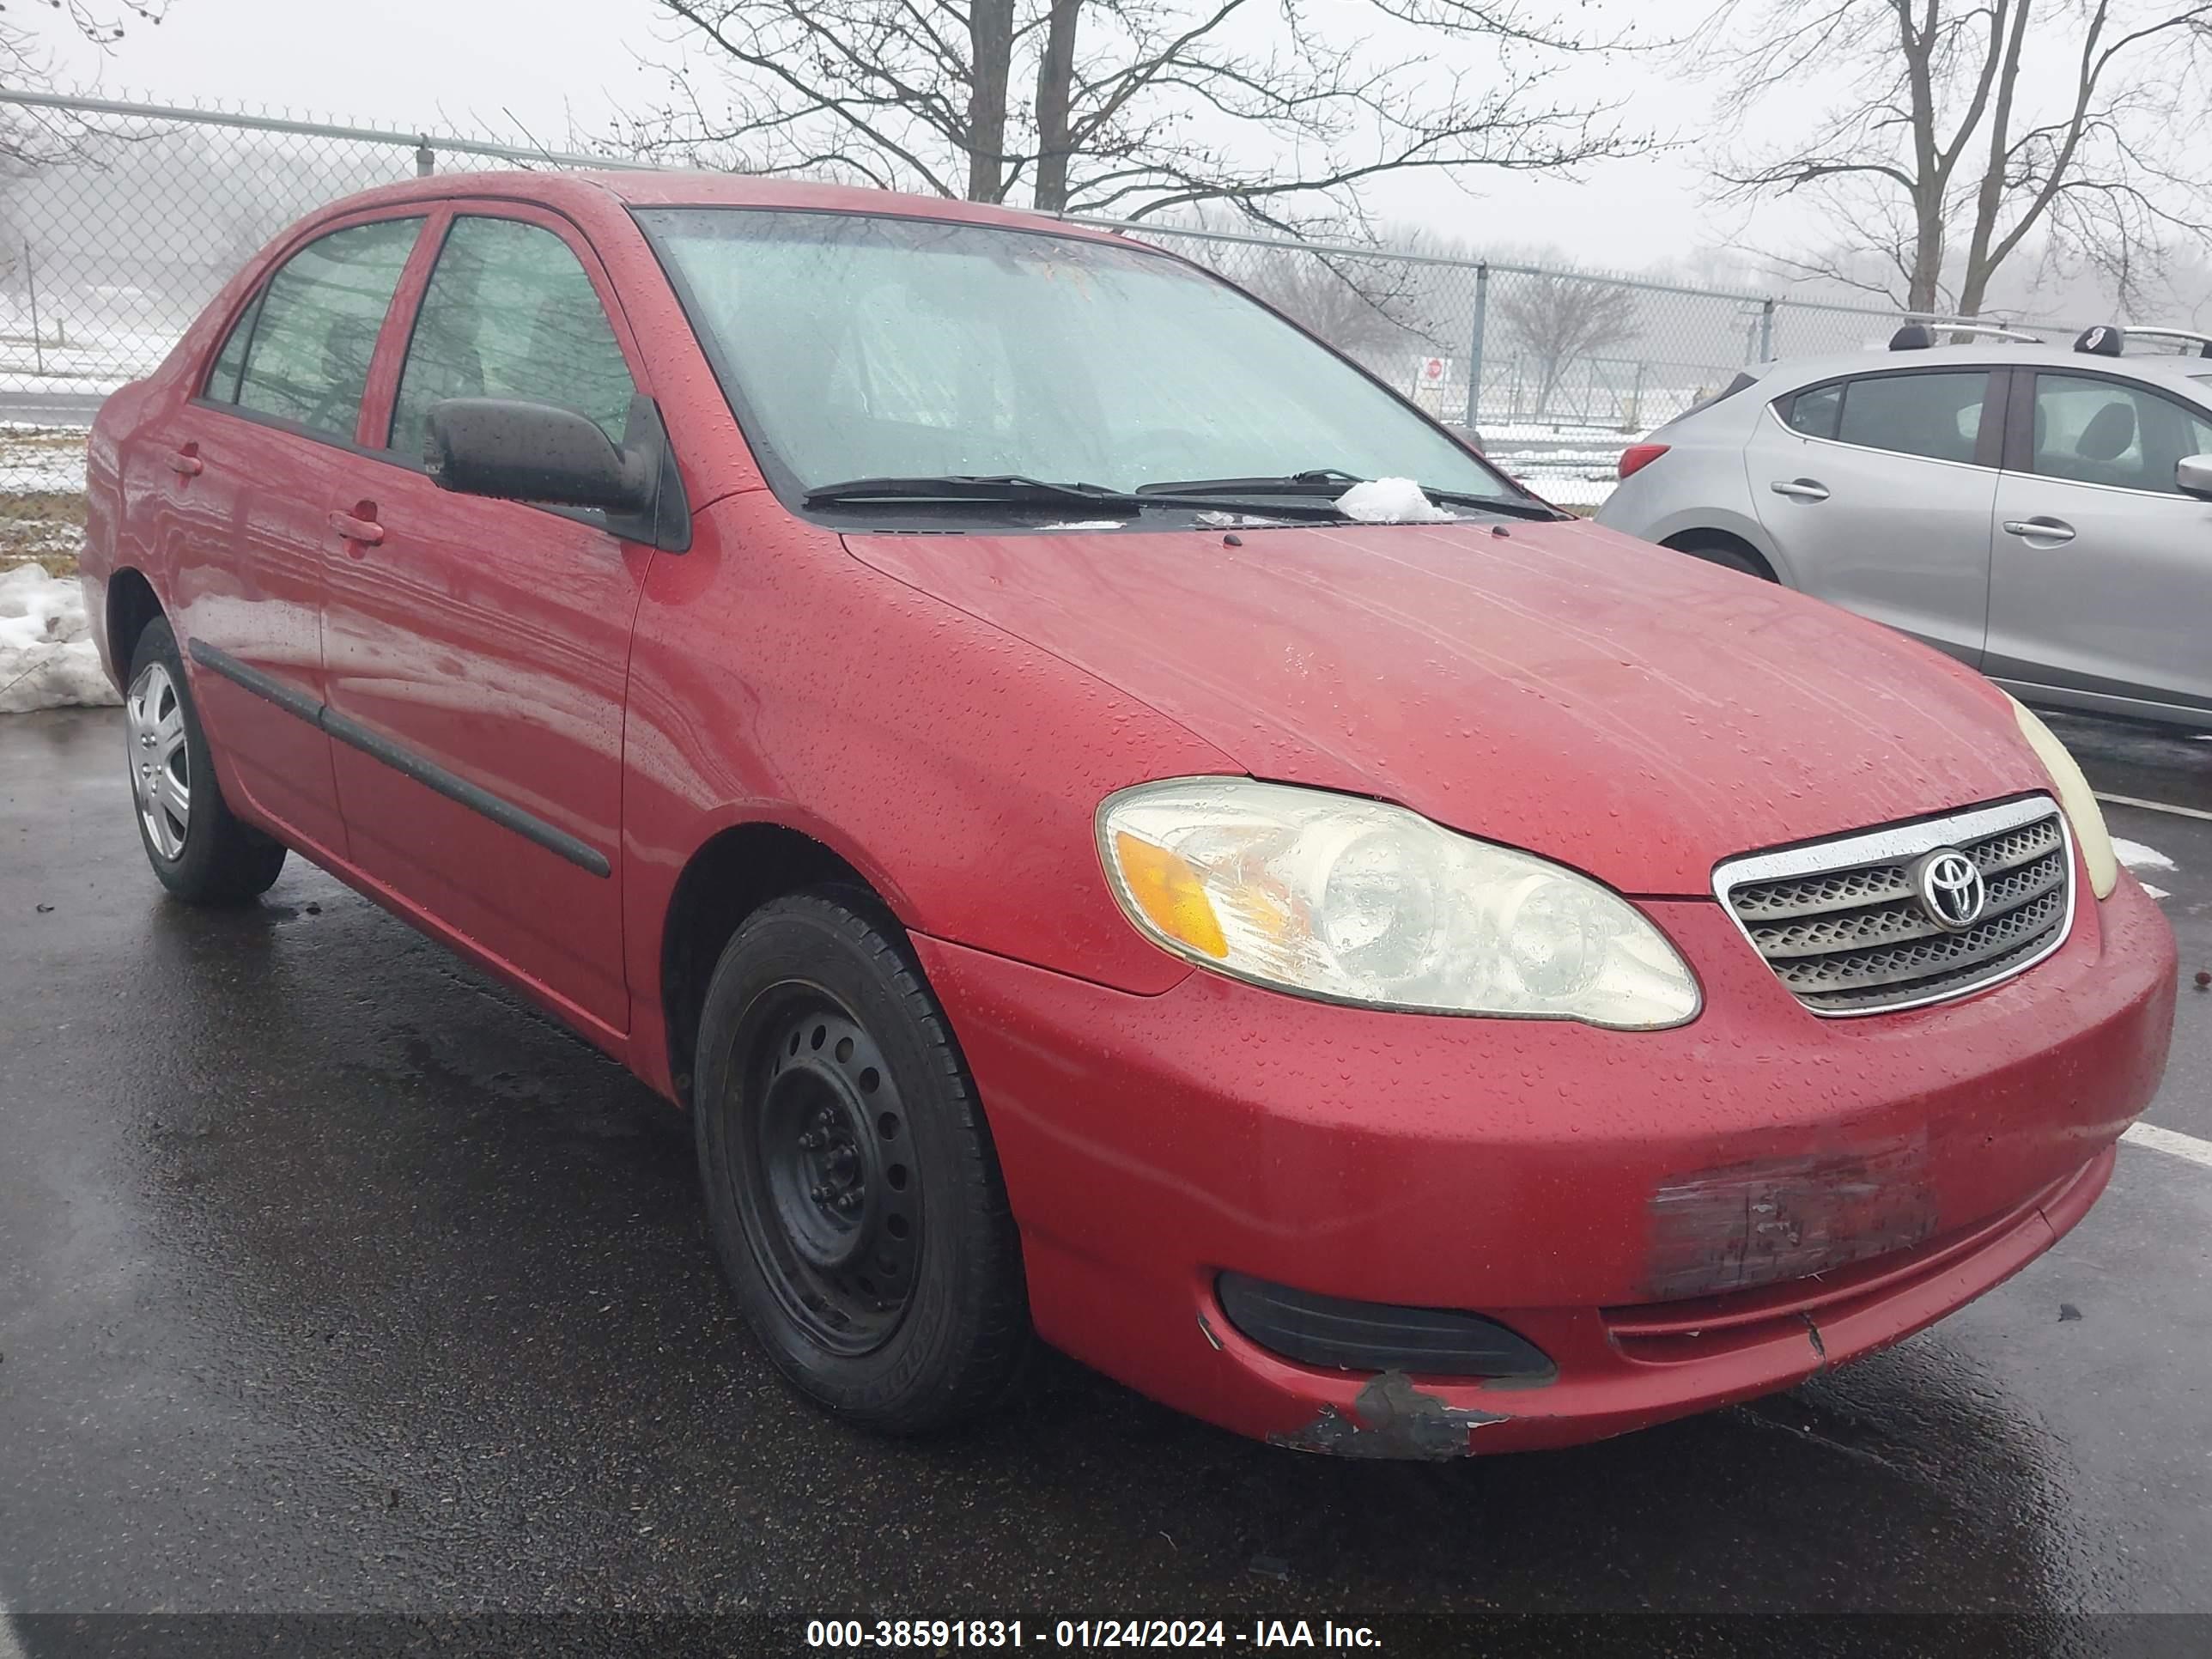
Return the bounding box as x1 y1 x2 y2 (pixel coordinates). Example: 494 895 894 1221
659 817 908 1107
1660 526 1781 581
106 567 165 681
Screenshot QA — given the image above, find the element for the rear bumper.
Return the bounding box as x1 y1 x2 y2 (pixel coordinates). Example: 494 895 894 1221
916 871 2175 1455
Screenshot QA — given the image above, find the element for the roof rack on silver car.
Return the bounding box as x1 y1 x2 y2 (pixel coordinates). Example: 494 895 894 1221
1889 320 2044 350
2116 325 2212 359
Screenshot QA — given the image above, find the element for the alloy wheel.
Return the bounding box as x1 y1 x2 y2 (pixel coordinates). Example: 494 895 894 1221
127 660 191 860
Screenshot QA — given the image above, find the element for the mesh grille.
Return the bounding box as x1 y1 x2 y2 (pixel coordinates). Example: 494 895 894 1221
1720 808 2071 1015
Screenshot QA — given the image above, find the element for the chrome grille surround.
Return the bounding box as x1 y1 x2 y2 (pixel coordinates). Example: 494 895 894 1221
1712 796 2075 1018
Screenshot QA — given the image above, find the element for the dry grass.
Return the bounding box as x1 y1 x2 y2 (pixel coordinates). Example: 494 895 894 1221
0 490 86 577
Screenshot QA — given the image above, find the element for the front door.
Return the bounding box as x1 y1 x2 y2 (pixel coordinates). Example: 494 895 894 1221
1746 366 2002 665
319 208 655 1041
1986 368 2212 721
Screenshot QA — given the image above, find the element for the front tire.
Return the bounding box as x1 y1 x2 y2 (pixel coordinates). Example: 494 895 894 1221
124 618 287 905
694 890 1030 1433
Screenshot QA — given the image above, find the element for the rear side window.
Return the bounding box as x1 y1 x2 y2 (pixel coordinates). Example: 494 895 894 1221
204 296 258 403
1779 371 1990 465
387 216 638 462
223 217 423 439
2027 374 2212 494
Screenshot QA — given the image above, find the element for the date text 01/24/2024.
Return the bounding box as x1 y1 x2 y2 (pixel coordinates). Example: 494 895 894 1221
805 1620 1383 1648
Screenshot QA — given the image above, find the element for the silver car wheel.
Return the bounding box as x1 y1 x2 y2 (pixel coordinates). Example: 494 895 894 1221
127 660 191 860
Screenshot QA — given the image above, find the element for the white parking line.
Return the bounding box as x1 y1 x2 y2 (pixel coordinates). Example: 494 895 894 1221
2096 792 2212 823
2123 1121 2212 1171
0 1599 23 1659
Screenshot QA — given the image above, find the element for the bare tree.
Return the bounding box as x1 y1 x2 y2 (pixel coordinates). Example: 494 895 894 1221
1233 245 1434 359
1695 1 2212 316
627 0 1650 232
1491 270 1638 416
2 2 172 167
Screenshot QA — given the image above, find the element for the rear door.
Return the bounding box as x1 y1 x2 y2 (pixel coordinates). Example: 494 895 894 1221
319 206 654 1040
161 214 426 856
1986 368 2212 720
1746 366 2003 665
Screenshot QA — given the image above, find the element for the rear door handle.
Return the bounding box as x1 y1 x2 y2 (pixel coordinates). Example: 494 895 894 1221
327 508 386 547
1769 477 1830 501
2002 517 2075 544
165 447 203 477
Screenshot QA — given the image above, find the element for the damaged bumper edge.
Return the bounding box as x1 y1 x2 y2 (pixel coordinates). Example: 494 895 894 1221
1269 1372 1508 1460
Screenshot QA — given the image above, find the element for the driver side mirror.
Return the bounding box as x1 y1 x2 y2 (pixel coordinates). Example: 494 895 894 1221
425 398 653 515
2178 453 2212 500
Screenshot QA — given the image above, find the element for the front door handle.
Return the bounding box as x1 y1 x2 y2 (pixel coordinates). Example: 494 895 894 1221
2002 516 2075 544
1770 477 1830 502
165 446 203 477
327 507 386 548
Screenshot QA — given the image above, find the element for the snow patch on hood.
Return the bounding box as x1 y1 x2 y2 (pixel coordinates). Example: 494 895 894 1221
1334 477 1458 523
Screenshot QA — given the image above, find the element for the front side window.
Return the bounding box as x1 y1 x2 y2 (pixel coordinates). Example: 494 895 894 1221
389 216 639 463
2027 373 2212 495
637 209 1517 507
226 217 423 438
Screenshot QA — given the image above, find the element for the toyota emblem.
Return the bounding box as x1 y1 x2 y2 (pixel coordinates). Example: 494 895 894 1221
1913 848 1986 931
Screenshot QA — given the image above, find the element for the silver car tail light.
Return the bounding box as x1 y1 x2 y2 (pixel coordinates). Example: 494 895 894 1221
1713 796 2074 1016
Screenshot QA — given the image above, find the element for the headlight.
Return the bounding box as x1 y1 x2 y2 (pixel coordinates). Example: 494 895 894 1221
1097 779 1700 1029
2007 696 2118 899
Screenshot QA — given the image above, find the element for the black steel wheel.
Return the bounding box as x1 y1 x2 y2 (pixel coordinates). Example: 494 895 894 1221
740 995 921 1354
693 889 1030 1432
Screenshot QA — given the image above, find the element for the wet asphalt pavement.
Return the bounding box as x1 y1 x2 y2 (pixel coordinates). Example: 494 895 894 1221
2 704 2209 1654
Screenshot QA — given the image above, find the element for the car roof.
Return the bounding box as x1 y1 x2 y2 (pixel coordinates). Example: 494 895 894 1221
301 167 1137 249
1756 339 2212 397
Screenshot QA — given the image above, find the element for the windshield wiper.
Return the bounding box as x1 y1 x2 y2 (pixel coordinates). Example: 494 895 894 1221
1139 472 1572 522
806 474 1121 509
802 474 1353 521
1137 469 1364 495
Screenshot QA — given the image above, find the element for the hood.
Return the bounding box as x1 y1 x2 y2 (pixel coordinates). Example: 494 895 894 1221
842 517 2049 896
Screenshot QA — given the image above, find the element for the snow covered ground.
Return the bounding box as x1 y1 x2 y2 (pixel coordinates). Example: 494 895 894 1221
0 565 117 714
1480 423 1635 511
0 316 183 397
0 426 90 496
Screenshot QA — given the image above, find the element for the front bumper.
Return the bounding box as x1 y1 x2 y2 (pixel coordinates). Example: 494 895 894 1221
915 870 2175 1455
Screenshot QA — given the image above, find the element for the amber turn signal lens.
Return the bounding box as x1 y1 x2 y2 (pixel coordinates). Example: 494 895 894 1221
1111 831 1229 958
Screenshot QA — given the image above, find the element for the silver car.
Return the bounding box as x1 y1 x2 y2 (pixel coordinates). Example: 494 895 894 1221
1595 328 2212 732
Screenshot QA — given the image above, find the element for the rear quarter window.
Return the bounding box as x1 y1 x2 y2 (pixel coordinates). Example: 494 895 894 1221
1780 381 1842 439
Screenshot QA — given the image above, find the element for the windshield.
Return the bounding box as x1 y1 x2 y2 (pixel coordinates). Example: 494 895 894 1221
638 208 1518 511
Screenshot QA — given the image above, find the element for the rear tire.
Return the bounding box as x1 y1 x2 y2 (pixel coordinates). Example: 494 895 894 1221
1668 534 1777 581
124 618 288 905
693 890 1030 1433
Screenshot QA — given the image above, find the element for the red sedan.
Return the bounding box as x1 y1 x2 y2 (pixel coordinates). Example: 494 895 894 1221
80 173 2175 1457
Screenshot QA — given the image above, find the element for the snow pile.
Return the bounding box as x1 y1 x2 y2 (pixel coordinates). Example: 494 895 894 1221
1334 477 1459 524
0 566 120 714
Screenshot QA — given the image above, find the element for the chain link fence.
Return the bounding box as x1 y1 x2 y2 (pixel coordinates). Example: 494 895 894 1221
1096 221 2081 506
0 88 2078 546
0 91 649 572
